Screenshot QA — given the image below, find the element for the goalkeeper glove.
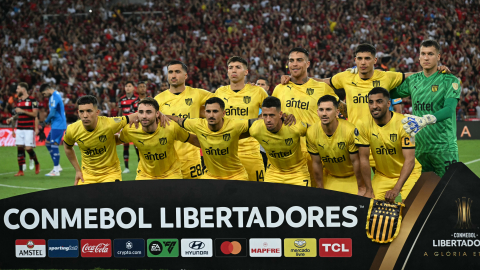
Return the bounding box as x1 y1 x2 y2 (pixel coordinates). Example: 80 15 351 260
401 114 437 136
346 66 358 74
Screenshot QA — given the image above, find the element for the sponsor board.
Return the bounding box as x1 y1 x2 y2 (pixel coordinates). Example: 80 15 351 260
284 238 317 257
215 238 247 257
80 239 111 258
181 239 213 257
114 239 145 258
249 238 282 257
319 238 352 257
47 239 79 258
15 239 46 258
147 239 179 257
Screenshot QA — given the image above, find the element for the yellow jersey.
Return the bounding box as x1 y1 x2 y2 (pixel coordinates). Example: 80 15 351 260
330 70 404 126
154 86 213 160
119 122 190 179
356 112 419 178
249 120 307 172
183 118 249 179
306 119 359 177
214 84 268 156
63 116 128 176
272 79 338 151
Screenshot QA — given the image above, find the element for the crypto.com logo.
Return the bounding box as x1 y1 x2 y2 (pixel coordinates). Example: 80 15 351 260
455 197 475 229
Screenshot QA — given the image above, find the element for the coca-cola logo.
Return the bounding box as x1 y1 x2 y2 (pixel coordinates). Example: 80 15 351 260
0 129 15 147
80 239 112 258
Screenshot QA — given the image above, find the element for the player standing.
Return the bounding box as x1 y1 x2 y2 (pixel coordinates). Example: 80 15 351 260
118 81 139 173
273 48 341 187
307 95 365 195
118 98 200 180
391 40 461 177
40 83 67 176
249 97 310 186
214 56 268 181
154 60 213 179
357 88 422 202
6 83 40 176
168 97 250 181
63 95 139 185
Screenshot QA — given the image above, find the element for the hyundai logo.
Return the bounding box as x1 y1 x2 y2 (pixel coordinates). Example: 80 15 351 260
189 241 205 250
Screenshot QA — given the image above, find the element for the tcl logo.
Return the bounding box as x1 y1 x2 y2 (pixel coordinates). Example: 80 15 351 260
319 238 352 257
81 239 112 257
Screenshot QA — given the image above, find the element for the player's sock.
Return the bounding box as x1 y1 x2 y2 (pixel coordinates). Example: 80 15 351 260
123 143 130 169
51 144 60 168
26 149 39 165
17 146 25 171
45 141 53 160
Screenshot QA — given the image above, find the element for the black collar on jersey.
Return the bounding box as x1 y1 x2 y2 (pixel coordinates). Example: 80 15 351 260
375 112 393 127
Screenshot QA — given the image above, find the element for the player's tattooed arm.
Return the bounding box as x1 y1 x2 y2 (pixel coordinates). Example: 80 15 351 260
186 134 201 148
338 101 348 118
166 115 186 127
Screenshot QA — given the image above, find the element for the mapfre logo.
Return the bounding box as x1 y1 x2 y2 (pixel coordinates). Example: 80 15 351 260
81 239 112 257
249 238 282 257
319 238 352 257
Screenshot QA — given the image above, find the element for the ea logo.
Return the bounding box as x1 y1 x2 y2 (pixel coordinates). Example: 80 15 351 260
220 241 242 255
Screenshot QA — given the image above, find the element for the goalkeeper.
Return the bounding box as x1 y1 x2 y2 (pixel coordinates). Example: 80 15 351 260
390 40 460 177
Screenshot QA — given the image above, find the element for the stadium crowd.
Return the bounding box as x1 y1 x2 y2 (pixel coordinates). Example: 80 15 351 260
1 0 480 125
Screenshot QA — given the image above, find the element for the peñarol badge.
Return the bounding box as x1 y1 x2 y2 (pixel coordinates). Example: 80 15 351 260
223 133 231 141
366 199 404 243
243 96 251 104
185 98 193 106
99 135 107 142
306 88 314 95
431 85 438 92
159 137 167 145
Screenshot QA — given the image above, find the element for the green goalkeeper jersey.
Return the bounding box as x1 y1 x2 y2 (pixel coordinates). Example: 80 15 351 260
392 72 460 153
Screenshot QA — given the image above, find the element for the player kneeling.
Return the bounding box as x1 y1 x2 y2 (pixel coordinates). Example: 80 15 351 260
357 88 422 202
117 98 200 180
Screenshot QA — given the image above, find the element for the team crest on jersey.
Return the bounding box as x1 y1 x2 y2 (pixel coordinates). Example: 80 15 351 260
223 133 231 141
285 138 293 146
373 80 380 87
243 96 251 104
337 142 345 150
99 135 107 142
390 134 398 142
306 88 314 95
431 85 439 92
159 137 167 145
185 98 193 106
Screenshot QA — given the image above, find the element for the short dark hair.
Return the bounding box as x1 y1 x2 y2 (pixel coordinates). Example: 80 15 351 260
288 48 309 60
205 97 225 110
167 60 188 73
355 44 376 57
18 82 29 91
317 95 339 108
39 83 52 93
227 56 248 69
138 81 147 86
257 77 269 86
262 96 281 110
77 95 98 107
125 81 135 87
137 97 159 111
420 39 441 53
368 87 390 99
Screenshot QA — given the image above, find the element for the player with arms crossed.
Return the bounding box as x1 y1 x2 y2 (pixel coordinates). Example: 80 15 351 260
248 96 310 186
118 98 200 180
155 60 213 179
167 97 250 181
307 95 365 196
356 88 422 202
40 83 67 176
6 82 40 176
63 95 139 185
214 56 268 182
391 40 461 177
273 48 341 187
118 81 139 173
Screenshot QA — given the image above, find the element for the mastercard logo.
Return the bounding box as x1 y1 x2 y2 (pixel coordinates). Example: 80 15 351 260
220 241 242 255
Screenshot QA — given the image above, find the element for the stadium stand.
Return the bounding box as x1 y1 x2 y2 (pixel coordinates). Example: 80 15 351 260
0 0 479 123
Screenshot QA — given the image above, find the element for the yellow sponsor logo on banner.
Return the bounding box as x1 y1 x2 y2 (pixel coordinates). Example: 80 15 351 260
284 238 316 257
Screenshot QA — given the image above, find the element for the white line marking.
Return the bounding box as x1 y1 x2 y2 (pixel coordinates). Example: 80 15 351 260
0 167 72 176
0 184 46 190
465 158 480 165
